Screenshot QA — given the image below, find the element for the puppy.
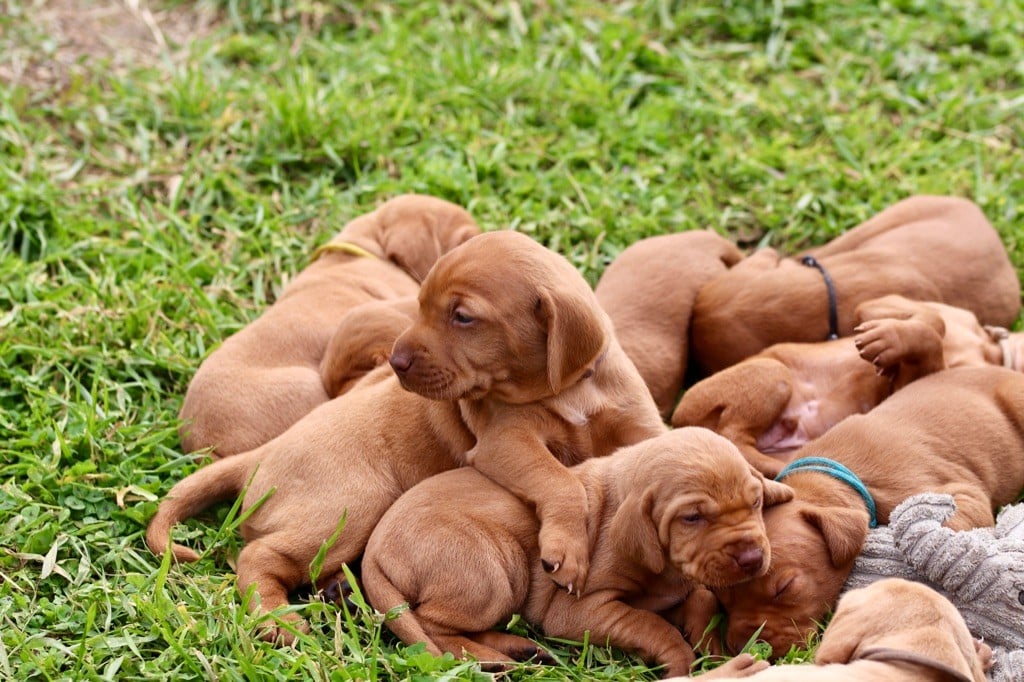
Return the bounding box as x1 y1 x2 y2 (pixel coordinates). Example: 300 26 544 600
362 428 795 678
178 194 479 457
147 230 664 641
389 230 666 593
664 579 990 682
690 196 1020 374
595 230 743 418
319 297 417 398
714 366 1024 656
148 369 474 644
673 294 1024 476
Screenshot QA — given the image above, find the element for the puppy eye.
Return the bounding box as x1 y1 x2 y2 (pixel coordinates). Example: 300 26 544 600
753 495 763 510
774 577 793 599
1018 590 1024 606
452 309 474 326
679 513 703 524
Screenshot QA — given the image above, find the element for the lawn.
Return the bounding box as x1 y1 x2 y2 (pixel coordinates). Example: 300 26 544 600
2 0 1023 679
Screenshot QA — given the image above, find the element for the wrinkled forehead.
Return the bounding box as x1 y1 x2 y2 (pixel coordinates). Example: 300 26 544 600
657 467 761 515
420 244 545 306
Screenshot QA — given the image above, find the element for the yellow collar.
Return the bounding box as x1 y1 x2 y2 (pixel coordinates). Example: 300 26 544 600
310 241 380 263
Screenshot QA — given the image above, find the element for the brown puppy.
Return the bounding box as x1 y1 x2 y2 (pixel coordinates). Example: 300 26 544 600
362 428 795 678
673 295 1024 476
595 230 743 418
389 230 666 593
690 196 1020 374
148 369 473 644
714 366 1024 656
147 230 663 641
319 297 417 398
178 194 479 457
664 579 990 682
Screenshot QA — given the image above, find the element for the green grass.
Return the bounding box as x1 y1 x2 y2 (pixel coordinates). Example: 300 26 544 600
2 0 1022 678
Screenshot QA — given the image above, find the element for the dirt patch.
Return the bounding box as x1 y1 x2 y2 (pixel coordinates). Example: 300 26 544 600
1 0 219 91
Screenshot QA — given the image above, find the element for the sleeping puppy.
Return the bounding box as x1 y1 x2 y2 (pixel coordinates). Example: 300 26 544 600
178 194 479 457
663 579 990 681
594 230 743 418
319 297 417 398
147 230 664 642
389 230 666 593
690 196 1020 374
713 366 1024 657
673 294 1024 477
362 428 794 678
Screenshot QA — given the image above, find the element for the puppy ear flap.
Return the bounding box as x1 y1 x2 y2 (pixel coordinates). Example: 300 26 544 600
537 289 607 394
608 489 665 574
383 218 480 283
749 466 795 507
801 507 868 568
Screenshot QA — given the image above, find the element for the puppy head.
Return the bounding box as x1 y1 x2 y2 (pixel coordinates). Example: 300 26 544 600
816 579 988 682
320 298 418 398
715 499 869 657
389 231 608 403
340 194 481 282
608 428 794 586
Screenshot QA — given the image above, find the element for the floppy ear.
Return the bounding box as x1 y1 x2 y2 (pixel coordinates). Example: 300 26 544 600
608 489 665 574
383 219 479 283
749 465 795 507
537 288 607 394
801 507 869 568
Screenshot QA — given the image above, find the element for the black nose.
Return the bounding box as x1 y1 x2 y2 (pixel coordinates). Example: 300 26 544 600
734 547 764 574
389 349 413 374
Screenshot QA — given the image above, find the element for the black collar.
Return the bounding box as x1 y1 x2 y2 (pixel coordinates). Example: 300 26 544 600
801 255 840 340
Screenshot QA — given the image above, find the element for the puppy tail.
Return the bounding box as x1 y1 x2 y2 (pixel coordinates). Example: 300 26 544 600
361 556 444 657
145 451 257 563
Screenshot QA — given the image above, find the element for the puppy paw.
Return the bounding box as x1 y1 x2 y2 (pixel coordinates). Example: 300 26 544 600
853 319 903 372
699 653 770 679
539 535 590 595
257 618 309 647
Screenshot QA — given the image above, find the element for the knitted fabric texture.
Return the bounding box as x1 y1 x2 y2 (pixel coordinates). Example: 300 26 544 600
844 492 1024 682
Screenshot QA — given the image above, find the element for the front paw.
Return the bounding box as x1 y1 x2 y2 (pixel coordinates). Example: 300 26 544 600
699 654 770 679
539 531 590 595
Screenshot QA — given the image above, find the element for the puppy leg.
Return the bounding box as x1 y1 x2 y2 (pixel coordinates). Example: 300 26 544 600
431 634 517 670
672 359 794 478
665 588 724 656
545 597 696 677
235 539 310 645
467 631 556 664
468 429 591 593
853 296 947 389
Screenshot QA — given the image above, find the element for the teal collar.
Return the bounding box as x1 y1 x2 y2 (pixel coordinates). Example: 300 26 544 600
775 457 878 528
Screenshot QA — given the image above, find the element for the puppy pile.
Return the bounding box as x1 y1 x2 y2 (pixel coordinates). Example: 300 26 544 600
149 194 1023 680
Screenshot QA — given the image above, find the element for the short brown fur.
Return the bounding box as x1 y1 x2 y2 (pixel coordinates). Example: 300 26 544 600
595 230 743 417
690 196 1020 374
178 194 479 457
363 428 794 677
715 366 1024 656
673 295 1024 477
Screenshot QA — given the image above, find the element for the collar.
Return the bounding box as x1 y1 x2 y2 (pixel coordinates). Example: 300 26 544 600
800 255 840 340
776 456 878 528
856 646 974 682
984 325 1015 370
311 241 380 262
